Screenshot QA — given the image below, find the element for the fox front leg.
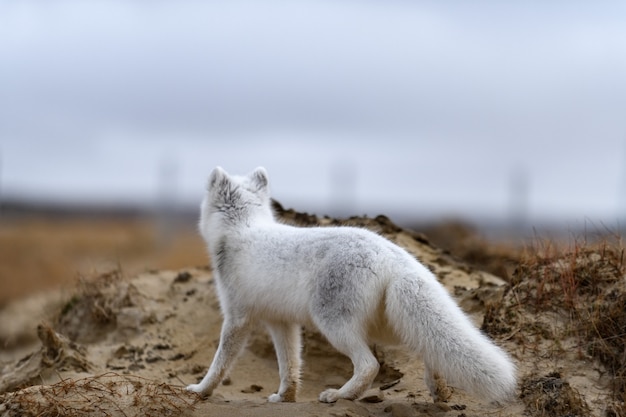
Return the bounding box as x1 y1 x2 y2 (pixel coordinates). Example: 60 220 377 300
187 317 250 397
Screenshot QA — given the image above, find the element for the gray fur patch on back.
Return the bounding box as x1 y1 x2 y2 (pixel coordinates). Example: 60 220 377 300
311 235 376 326
315 243 331 259
313 262 355 324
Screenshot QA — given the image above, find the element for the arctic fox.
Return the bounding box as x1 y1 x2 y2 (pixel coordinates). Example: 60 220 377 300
186 167 516 404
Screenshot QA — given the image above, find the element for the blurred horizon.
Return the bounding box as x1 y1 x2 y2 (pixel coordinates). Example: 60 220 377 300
1 1 626 231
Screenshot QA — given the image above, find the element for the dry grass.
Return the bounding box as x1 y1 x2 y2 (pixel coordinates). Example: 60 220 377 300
483 231 626 414
516 234 626 396
1 373 197 417
0 216 207 305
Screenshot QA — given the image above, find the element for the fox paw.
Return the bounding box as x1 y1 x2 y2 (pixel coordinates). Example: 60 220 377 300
268 393 283 402
186 383 201 393
319 388 341 403
186 384 209 397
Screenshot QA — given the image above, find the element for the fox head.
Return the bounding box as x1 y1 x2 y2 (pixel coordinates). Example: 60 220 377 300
200 167 273 233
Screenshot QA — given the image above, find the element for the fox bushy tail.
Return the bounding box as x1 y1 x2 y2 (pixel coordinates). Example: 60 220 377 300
387 268 516 403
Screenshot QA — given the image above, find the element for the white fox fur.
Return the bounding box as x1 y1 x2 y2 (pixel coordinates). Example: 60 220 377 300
186 167 516 404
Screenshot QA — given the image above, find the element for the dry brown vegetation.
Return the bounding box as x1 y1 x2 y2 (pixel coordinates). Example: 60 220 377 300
3 371 197 417
483 234 626 417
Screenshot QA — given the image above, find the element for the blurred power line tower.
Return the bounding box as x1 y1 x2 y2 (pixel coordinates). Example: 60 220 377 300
617 139 626 235
0 148 3 218
329 158 357 217
156 155 179 246
509 165 529 234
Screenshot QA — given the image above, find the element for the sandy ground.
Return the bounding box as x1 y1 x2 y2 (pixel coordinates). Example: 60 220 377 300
0 209 622 416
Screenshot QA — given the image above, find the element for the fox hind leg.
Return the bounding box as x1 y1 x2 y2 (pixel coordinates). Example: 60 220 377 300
266 321 302 402
424 364 452 402
316 324 379 403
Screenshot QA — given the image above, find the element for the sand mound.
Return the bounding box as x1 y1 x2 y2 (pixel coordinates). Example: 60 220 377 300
1 207 624 416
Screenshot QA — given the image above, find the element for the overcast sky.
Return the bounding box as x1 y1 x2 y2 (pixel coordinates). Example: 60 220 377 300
1 1 625 225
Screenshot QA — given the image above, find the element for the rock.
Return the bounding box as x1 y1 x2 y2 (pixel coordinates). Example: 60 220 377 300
0 323 92 394
384 402 416 417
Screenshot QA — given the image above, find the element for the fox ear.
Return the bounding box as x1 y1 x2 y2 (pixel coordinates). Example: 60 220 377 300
208 166 229 191
249 167 269 192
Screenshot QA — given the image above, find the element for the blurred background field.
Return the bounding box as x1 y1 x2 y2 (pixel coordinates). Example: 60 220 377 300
1 1 625 304
1 202 619 307
0 209 206 305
